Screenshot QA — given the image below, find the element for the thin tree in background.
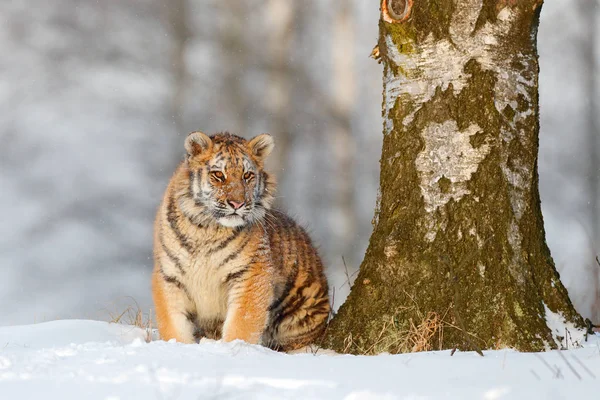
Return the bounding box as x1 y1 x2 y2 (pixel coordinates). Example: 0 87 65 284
324 0 584 354
168 0 190 135
218 1 248 134
581 0 600 320
265 0 294 183
330 1 358 266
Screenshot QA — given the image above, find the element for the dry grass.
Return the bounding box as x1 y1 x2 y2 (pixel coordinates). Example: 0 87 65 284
410 311 443 352
341 291 486 355
341 308 445 355
106 299 154 343
369 311 444 355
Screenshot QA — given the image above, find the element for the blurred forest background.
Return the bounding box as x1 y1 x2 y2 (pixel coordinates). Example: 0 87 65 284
0 0 598 326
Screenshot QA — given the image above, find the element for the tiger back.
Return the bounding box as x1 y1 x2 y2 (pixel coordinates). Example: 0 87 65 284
152 131 330 351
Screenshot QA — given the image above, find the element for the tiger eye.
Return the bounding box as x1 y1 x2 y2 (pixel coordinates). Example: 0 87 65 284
212 171 225 181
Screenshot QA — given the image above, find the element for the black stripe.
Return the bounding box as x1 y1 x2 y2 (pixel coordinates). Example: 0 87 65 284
311 297 331 313
302 233 317 284
273 293 305 327
166 195 194 253
272 270 318 327
267 225 283 269
298 233 308 285
218 235 252 267
207 228 243 255
160 233 186 275
255 173 264 197
185 309 197 323
161 271 191 299
261 172 268 190
186 211 206 228
187 172 206 229
268 260 299 312
286 320 327 342
192 171 202 207
188 170 194 197
186 310 203 342
162 273 183 288
288 229 307 293
279 217 292 262
225 267 249 284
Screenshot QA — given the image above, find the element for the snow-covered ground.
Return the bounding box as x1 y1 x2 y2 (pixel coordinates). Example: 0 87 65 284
0 320 598 399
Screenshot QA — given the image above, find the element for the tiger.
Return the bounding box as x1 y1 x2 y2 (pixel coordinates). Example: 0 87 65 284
151 131 330 351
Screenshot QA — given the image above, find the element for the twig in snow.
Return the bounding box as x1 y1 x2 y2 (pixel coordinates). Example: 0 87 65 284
530 369 541 380
564 328 578 349
339 256 358 290
329 287 337 320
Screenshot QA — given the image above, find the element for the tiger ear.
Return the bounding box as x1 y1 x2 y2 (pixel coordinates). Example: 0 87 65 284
247 134 274 160
185 131 212 156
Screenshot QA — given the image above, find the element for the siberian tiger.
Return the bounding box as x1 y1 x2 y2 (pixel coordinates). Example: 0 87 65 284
152 131 330 351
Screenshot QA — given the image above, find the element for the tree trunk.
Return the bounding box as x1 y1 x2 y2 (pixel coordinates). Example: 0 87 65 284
323 0 584 354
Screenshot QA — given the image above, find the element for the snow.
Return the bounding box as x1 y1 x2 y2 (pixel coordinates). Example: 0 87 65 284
543 303 588 349
0 320 598 399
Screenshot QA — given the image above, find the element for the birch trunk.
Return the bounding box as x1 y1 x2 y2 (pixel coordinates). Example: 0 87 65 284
324 0 584 354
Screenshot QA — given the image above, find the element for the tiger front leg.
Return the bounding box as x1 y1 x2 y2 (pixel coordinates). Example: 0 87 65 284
221 265 273 345
152 268 197 344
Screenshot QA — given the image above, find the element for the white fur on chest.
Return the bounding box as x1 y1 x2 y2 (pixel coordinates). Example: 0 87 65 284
183 255 231 320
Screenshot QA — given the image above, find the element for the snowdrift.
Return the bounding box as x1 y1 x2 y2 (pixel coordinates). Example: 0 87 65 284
0 320 598 399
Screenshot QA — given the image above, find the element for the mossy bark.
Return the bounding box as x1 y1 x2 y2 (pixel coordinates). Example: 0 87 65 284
323 0 584 354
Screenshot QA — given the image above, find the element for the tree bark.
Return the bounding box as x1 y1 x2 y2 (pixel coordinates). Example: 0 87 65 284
323 0 584 354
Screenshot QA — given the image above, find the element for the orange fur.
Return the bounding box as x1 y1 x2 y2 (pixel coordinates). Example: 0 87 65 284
151 270 181 342
222 269 271 343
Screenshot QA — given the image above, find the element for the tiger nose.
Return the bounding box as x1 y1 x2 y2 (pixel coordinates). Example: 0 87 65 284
227 200 245 210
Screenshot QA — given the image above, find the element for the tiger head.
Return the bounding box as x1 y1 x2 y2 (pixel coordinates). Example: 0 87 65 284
183 131 276 228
